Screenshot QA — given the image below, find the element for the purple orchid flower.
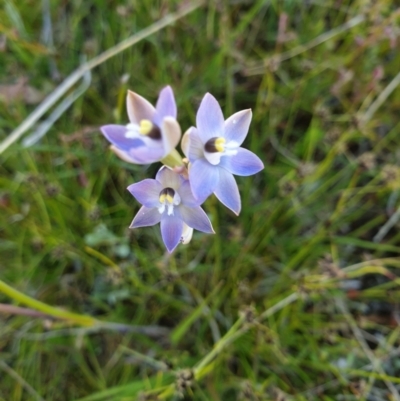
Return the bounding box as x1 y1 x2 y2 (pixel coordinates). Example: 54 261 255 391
128 166 214 253
182 93 264 215
101 86 181 164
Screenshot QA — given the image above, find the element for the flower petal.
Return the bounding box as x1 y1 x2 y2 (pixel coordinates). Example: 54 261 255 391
130 145 165 164
224 109 252 145
160 215 183 253
177 180 201 207
110 145 142 164
189 158 219 202
214 168 241 215
181 128 191 158
154 86 177 125
196 93 225 143
126 90 155 124
101 125 143 151
156 166 182 189
161 117 181 156
127 179 162 208
181 223 193 244
179 205 214 233
220 147 264 176
130 206 161 228
186 127 204 162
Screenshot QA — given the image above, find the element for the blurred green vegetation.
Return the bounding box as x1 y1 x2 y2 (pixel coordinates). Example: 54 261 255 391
1 0 400 399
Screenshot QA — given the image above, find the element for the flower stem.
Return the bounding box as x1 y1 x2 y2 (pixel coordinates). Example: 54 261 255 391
160 149 184 168
156 292 299 399
192 292 299 381
0 279 96 326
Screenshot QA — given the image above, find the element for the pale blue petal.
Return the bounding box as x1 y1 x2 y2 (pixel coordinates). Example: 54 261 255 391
160 215 183 253
110 146 143 164
214 168 241 215
126 90 155 124
127 179 162 208
220 148 264 176
181 128 191 158
177 180 201 207
224 109 252 145
101 125 143 151
130 145 165 164
179 205 214 233
196 93 225 143
160 117 181 156
189 158 219 203
156 166 183 189
187 127 204 162
154 86 177 125
130 206 161 228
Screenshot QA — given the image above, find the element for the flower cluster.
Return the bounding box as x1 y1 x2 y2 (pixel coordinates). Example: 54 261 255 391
101 86 264 253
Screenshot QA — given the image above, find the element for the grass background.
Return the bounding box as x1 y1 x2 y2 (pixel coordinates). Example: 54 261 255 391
1 0 400 399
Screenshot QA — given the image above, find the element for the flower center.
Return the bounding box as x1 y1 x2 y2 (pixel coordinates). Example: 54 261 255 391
203 137 238 165
158 187 181 215
138 119 153 135
205 137 226 153
139 119 162 139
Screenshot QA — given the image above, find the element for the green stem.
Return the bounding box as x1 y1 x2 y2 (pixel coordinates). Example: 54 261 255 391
195 292 299 378
194 316 245 377
160 149 184 168
157 292 300 399
0 279 96 326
